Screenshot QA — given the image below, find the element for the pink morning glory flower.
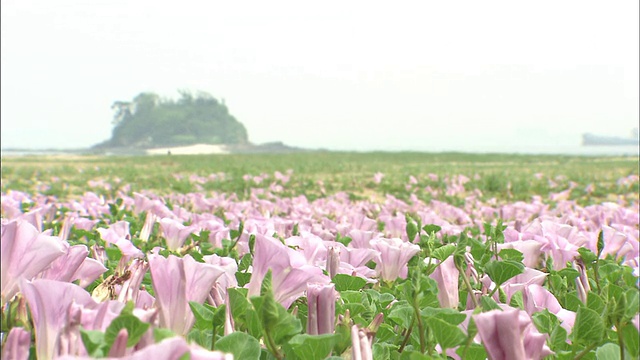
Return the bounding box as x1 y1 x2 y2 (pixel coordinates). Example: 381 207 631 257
20 279 97 360
149 253 225 335
1 327 31 360
1 220 66 305
430 256 460 308
474 307 553 360
371 237 420 282
307 283 338 335
247 234 329 308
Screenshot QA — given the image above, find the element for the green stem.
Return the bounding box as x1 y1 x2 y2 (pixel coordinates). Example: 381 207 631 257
593 261 602 294
460 334 474 360
413 299 427 354
574 343 598 360
616 321 625 360
488 285 500 298
265 331 283 360
398 318 415 353
456 260 479 308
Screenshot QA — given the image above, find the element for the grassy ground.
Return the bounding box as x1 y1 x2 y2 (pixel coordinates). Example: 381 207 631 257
2 152 638 205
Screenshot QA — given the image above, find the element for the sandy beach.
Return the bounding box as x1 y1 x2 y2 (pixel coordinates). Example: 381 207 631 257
146 144 230 155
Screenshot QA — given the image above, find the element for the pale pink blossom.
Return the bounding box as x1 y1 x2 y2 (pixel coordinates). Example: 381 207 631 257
247 234 329 308
1 220 66 304
307 283 338 335
149 254 225 334
474 307 553 360
430 256 460 308
1 327 31 360
371 237 420 282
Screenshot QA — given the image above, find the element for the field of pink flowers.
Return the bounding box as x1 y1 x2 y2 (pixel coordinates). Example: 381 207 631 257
1 154 639 359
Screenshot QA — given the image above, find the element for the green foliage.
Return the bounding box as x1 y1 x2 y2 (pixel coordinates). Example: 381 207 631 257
98 90 248 149
484 260 525 289
332 274 367 292
215 332 261 360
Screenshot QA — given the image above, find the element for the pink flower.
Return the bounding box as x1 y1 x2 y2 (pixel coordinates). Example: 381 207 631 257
56 336 233 360
498 237 542 268
474 307 553 360
307 283 338 335
373 172 384 184
248 234 329 308
149 254 225 335
326 246 341 279
116 258 149 304
371 237 420 282
159 217 197 251
138 212 157 242
351 324 373 360
1 327 31 360
501 267 547 303
522 284 576 333
97 221 143 259
203 254 238 307
37 244 107 287
430 256 460 308
20 279 96 359
1 220 66 305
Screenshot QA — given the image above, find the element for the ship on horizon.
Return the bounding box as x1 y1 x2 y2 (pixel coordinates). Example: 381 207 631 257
582 128 639 146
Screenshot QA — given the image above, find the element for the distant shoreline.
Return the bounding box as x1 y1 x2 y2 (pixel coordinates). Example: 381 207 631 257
2 144 638 157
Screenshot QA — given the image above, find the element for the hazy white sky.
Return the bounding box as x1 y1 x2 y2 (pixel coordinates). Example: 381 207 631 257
1 1 638 151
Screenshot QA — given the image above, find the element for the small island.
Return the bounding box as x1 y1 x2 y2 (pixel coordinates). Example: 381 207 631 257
91 90 303 155
93 90 248 149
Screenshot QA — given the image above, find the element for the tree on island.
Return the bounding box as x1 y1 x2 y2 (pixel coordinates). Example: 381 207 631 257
94 90 249 149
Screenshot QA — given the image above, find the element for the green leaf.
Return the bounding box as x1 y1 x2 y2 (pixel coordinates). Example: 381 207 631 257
550 323 568 350
623 289 639 320
286 334 338 360
578 247 597 263
187 328 213 349
420 307 466 325
431 244 456 262
456 343 488 360
104 314 150 348
189 301 215 330
333 321 353 355
557 268 580 281
484 260 524 287
80 329 107 357
422 224 442 235
426 317 466 350
498 248 524 262
595 343 620 360
399 351 432 360
532 309 558 334
596 230 605 258
376 323 397 343
335 234 352 247
564 292 582 312
215 332 261 360
622 323 639 357
153 328 177 343
252 294 302 346
373 342 398 360
406 220 419 242
573 306 605 345
480 296 501 311
586 292 605 315
238 254 253 272
389 303 414 329
236 272 252 287
333 274 367 291
228 288 262 339
509 291 524 309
